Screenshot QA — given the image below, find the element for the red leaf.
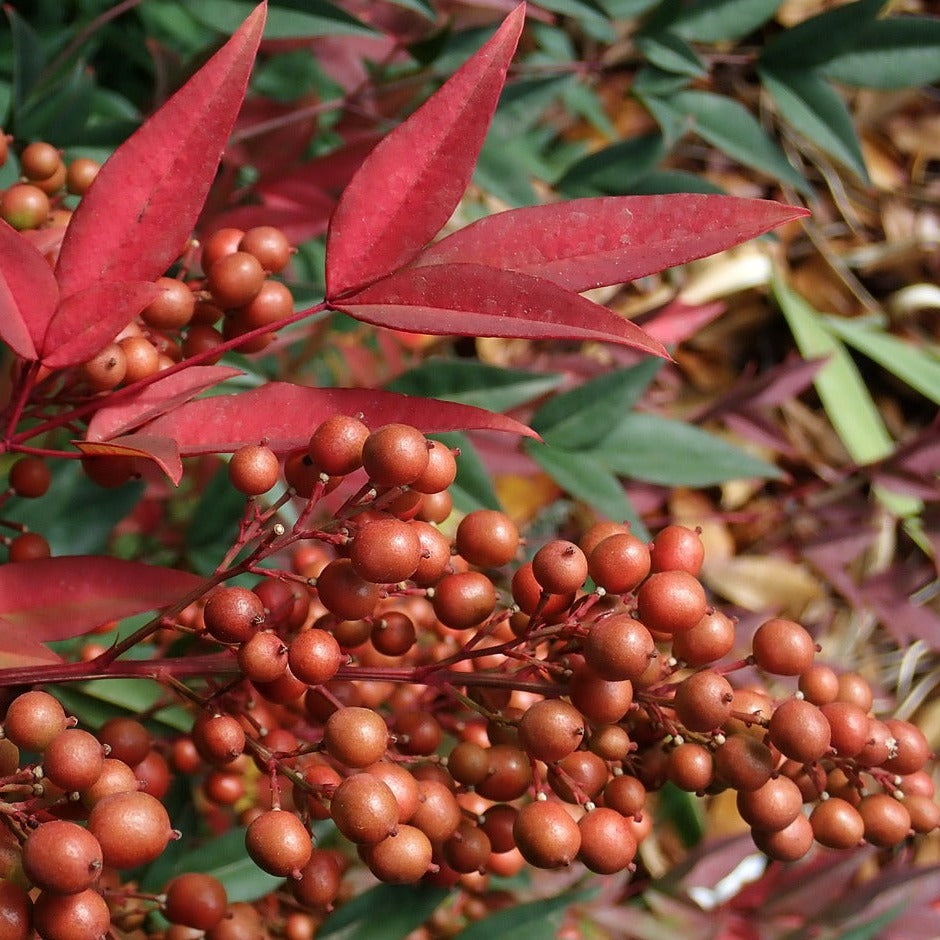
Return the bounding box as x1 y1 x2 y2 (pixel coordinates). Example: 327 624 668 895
334 263 668 356
325 4 525 298
0 631 62 669
141 382 539 455
86 365 243 442
54 2 266 297
41 280 161 368
641 299 726 346
75 434 183 486
0 556 205 641
412 196 810 291
0 221 59 360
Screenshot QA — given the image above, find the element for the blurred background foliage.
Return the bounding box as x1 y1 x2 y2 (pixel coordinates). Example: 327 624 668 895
1 0 939 937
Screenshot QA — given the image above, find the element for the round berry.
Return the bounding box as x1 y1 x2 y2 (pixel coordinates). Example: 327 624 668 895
82 342 127 390
246 809 313 877
308 415 369 476
767 698 831 764
1 183 49 229
330 774 399 844
583 614 655 681
513 800 581 869
42 728 105 792
229 444 280 496
323 707 388 768
751 618 816 675
349 517 421 584
239 226 292 273
164 873 228 930
207 251 265 308
517 699 584 763
587 532 651 594
316 558 379 620
66 157 100 195
361 424 429 488
33 889 110 940
3 690 67 751
203 586 266 644
455 510 519 568
288 628 343 686
9 456 51 498
636 571 707 634
362 824 432 883
577 807 637 874
531 540 588 594
87 791 173 868
649 525 704 575
432 571 496 629
141 277 195 330
23 820 103 894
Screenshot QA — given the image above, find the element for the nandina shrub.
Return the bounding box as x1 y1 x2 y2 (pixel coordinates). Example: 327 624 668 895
0 3 935 938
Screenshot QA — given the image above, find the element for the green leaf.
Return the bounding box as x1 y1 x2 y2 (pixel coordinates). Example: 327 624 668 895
759 67 869 181
186 466 246 576
57 678 191 733
16 62 96 145
598 0 661 17
2 459 143 556
637 92 689 146
560 80 618 140
557 132 667 196
525 442 649 539
635 32 706 77
319 883 451 939
531 0 615 41
630 65 694 98
5 7 45 114
386 361 562 413
432 433 502 513
658 782 705 847
670 0 781 42
833 908 905 940
628 169 725 194
146 827 285 901
822 315 940 406
822 17 940 89
772 276 894 466
759 0 885 70
188 0 374 38
454 888 595 940
532 359 663 449
588 413 781 486
650 90 810 193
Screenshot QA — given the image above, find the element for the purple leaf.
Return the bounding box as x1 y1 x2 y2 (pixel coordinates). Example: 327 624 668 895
325 4 525 297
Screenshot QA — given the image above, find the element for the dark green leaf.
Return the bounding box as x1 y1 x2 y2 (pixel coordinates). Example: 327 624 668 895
532 359 663 448
3 459 142 556
386 361 562 413
759 0 885 69
5 7 45 114
631 65 694 97
822 17 940 89
598 0 661 17
474 133 541 206
525 442 649 538
560 80 617 140
651 90 810 193
189 0 374 38
56 678 191 733
635 32 706 77
628 169 724 194
658 782 705 847
670 0 781 42
588 412 781 485
453 888 595 940
17 62 96 144
759 67 868 181
532 0 615 41
637 92 689 146
433 433 502 513
186 466 246 576
557 132 666 196
319 883 451 939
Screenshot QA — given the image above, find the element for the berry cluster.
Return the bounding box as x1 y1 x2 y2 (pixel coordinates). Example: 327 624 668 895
1 417 937 937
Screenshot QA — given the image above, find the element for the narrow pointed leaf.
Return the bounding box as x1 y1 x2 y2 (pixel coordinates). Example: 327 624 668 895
657 90 810 193
75 434 183 486
525 441 649 538
588 412 781 485
335 264 668 356
141 382 539 456
759 68 868 181
324 4 525 298
411 196 808 292
54 3 266 297
41 281 161 367
86 366 243 442
557 132 666 197
0 221 58 360
669 0 781 42
0 631 62 669
0 557 205 640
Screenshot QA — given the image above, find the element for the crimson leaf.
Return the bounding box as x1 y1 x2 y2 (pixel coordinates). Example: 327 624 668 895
0 221 58 360
334 264 668 357
54 3 266 297
0 557 205 641
411 195 809 292
325 4 525 298
140 382 539 456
